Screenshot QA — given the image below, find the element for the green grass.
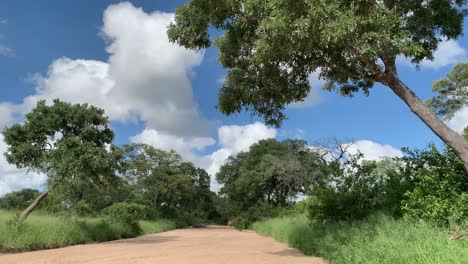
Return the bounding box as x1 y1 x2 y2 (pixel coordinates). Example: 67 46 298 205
0 210 177 252
252 214 468 264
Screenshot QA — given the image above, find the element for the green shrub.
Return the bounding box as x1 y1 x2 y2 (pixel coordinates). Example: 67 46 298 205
401 145 468 226
308 159 411 221
176 209 207 226
233 202 291 230
103 202 145 232
72 200 95 217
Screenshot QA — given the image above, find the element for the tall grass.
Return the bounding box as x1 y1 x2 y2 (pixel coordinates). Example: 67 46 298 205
0 210 177 252
252 214 468 264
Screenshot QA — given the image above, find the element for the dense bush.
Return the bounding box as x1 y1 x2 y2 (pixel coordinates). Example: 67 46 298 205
307 158 411 221
233 202 292 230
72 201 95 217
402 145 468 225
103 202 145 232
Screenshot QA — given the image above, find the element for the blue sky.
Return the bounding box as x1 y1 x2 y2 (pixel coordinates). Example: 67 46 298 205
0 0 467 195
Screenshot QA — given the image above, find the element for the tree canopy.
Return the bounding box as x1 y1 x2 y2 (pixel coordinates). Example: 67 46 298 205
169 0 466 125
2 99 121 221
216 139 325 215
121 143 215 223
168 0 468 171
427 62 468 120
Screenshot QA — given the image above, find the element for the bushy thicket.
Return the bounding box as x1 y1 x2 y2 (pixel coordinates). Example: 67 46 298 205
307 157 411 221
401 145 468 225
103 202 146 233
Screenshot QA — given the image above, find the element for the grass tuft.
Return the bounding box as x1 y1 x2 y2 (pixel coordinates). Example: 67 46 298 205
0 210 177 252
252 213 468 264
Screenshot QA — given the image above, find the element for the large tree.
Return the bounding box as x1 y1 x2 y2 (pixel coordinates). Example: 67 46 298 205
2 99 120 222
168 0 468 171
121 143 213 221
216 139 324 213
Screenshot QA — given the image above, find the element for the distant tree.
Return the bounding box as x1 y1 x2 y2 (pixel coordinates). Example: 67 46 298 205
168 0 468 171
426 62 468 120
2 100 121 222
121 143 213 222
0 189 40 211
217 139 325 214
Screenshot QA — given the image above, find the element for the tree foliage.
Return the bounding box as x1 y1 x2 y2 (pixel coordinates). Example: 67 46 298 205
2 99 121 221
168 0 466 125
0 189 40 210
121 143 214 223
217 139 325 220
308 157 411 221
168 0 468 171
401 143 468 225
427 62 468 120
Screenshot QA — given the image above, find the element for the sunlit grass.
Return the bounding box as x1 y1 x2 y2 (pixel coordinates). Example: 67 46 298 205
0 210 177 252
252 214 468 264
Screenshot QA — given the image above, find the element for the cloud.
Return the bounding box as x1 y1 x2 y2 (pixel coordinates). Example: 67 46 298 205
288 70 325 108
0 2 210 195
1 2 208 136
217 122 277 154
130 128 215 162
398 39 467 69
346 140 403 161
447 107 468 134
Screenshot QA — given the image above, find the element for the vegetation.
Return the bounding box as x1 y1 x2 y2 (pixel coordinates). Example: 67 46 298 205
427 62 468 120
0 210 176 252
2 99 121 222
1 66 467 260
120 143 217 225
252 214 468 264
216 139 323 228
168 0 468 171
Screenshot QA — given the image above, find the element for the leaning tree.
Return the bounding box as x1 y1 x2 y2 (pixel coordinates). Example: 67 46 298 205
167 0 468 171
2 99 121 222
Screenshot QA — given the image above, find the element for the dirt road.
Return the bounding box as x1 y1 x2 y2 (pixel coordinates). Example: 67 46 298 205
0 226 325 264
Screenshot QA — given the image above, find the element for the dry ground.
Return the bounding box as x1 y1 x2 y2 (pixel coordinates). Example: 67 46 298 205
0 226 326 264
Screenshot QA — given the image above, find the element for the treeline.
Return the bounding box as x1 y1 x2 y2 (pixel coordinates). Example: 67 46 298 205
214 133 468 231
0 143 219 227
0 100 219 231
1 99 466 236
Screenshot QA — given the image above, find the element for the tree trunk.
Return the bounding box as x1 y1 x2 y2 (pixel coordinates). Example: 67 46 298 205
385 72 468 172
449 230 468 240
18 190 49 223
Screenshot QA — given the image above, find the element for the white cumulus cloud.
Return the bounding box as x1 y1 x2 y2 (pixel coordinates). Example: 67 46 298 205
0 2 210 196
130 128 215 162
1 2 208 136
398 39 467 70
346 140 403 161
447 107 468 134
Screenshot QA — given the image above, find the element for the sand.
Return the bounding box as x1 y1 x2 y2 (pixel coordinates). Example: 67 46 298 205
0 226 326 264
